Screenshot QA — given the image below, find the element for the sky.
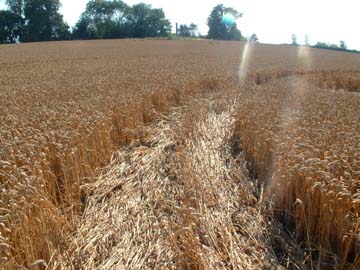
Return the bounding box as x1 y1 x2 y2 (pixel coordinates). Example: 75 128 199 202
1 0 359 50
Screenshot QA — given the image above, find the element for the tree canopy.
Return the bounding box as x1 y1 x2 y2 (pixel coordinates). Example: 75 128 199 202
249 33 258 43
0 10 24 43
207 4 243 41
73 0 171 40
177 23 197 37
24 0 70 41
6 0 24 16
1 0 171 43
314 41 351 52
3 0 70 42
73 0 128 39
127 3 171 38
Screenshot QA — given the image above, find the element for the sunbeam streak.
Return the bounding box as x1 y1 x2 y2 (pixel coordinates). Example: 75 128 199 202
238 42 252 83
297 45 312 70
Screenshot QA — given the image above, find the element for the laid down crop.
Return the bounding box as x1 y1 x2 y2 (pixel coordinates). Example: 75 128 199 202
54 92 281 270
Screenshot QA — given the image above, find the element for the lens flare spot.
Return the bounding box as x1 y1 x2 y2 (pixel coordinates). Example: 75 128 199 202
222 13 235 26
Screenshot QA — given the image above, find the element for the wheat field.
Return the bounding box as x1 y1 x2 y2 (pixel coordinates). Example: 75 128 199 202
0 40 360 270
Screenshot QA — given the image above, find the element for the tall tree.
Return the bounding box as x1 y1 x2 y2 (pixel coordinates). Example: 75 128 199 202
177 23 197 37
126 3 170 38
0 10 24 43
304 34 309 46
5 0 70 41
73 1 171 39
249 33 258 43
207 4 227 40
207 4 243 40
228 23 242 40
75 0 128 39
73 14 96 39
24 0 70 41
5 0 24 16
340 40 347 50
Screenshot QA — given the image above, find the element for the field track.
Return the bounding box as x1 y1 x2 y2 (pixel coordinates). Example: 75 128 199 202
1 40 360 269
57 91 283 269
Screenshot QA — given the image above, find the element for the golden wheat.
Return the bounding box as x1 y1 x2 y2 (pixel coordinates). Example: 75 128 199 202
234 73 360 268
1 39 360 269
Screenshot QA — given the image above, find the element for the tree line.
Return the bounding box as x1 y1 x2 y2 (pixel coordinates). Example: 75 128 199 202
0 1 254 44
1 0 357 52
313 41 359 54
72 1 171 39
0 0 171 43
291 34 359 54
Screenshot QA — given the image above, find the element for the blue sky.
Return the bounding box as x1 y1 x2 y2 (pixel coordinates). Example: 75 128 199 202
1 0 359 50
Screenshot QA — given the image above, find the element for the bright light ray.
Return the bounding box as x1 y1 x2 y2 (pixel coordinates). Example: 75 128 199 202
238 41 252 83
297 46 312 70
268 45 312 192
